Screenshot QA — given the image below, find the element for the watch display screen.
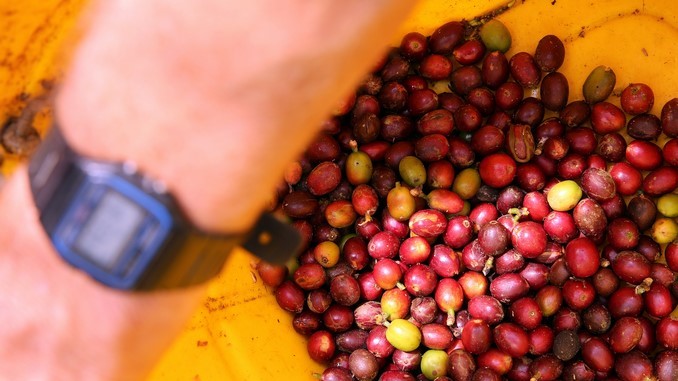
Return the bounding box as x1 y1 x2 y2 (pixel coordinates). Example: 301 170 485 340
74 190 146 269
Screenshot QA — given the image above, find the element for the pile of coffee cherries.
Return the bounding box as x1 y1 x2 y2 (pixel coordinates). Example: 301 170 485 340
257 17 678 381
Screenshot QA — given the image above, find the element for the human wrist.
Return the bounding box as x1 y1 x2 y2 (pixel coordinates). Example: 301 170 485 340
0 167 207 380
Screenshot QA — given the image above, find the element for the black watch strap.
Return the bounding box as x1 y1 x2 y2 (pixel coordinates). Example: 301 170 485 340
28 124 301 290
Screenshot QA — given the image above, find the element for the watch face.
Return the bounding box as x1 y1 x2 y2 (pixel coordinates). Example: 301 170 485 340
52 175 174 289
73 190 145 270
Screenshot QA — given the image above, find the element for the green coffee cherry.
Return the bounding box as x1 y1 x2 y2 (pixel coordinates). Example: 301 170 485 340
480 19 512 53
547 180 583 211
651 217 678 244
657 194 678 217
385 319 422 351
346 150 373 185
399 156 426 187
421 350 449 380
583 65 616 104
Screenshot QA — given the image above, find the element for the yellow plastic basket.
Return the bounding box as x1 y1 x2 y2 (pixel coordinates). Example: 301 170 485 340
0 1 675 380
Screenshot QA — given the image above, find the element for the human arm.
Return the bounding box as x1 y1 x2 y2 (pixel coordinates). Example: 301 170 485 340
0 1 415 380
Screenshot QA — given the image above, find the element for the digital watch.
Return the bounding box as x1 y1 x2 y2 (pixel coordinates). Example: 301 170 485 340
28 124 301 291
